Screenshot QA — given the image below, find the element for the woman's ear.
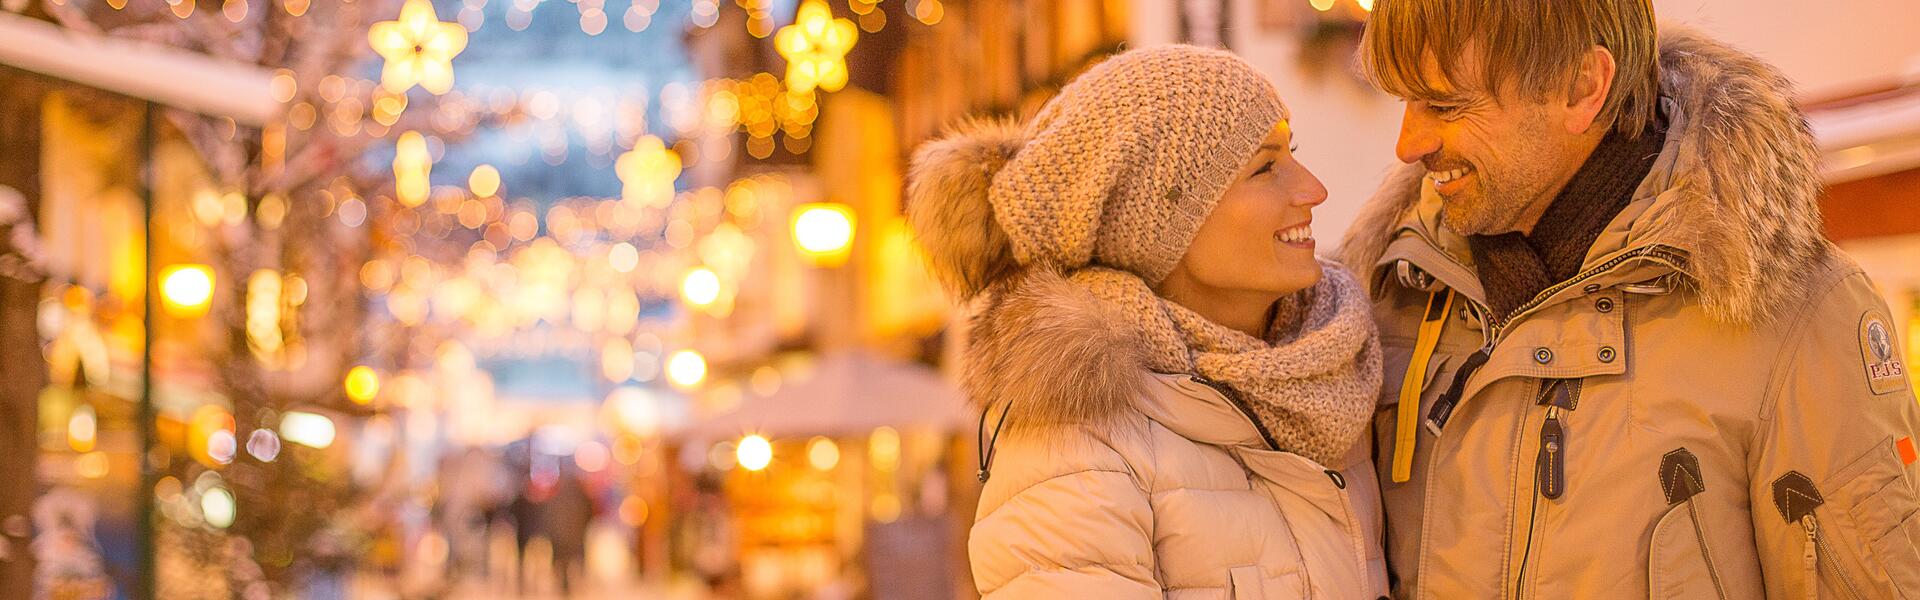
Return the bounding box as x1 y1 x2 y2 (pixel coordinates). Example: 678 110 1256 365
1564 46 1617 134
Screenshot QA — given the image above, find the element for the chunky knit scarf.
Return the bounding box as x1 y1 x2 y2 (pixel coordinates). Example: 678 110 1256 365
1067 260 1382 466
1468 122 1669 321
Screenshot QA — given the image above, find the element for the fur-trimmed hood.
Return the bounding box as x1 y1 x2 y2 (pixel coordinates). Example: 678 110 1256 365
962 267 1153 432
1337 27 1831 324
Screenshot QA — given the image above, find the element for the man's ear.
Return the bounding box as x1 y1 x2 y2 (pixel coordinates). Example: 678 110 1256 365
1564 46 1616 135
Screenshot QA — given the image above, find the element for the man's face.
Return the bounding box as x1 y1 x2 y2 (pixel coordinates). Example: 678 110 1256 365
1393 50 1585 236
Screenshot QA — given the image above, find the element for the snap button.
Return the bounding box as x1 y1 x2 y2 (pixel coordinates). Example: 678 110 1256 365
1535 348 1554 364
1599 346 1617 363
1583 283 1602 294
1595 297 1614 313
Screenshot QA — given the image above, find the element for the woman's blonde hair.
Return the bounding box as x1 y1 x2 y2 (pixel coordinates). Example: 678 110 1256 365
1361 0 1660 138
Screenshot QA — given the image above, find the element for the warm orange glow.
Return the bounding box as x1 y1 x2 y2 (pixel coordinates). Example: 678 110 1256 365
160 264 216 318
792 203 855 266
345 365 381 404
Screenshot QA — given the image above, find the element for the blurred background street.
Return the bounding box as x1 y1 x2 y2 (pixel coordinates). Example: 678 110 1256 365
1 0 1919 598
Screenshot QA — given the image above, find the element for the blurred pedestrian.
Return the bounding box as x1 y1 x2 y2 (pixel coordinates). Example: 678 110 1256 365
545 468 595 597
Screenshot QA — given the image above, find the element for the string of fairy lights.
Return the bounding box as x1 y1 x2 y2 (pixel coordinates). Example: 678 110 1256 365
41 0 891 507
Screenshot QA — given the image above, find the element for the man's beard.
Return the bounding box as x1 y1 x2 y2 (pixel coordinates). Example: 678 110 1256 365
1440 173 1553 236
1437 144 1561 236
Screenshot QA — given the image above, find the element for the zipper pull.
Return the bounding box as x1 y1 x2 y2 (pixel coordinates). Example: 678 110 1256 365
1801 514 1819 600
1537 407 1566 499
1426 346 1491 436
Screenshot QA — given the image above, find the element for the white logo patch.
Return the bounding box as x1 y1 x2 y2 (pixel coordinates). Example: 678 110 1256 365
1861 313 1908 395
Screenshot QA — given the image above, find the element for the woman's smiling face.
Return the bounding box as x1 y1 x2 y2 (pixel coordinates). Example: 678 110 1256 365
1167 120 1330 298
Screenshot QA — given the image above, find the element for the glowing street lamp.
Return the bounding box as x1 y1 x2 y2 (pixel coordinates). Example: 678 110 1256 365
791 202 855 267
368 0 468 95
680 267 721 308
666 350 707 390
737 434 773 471
159 264 215 318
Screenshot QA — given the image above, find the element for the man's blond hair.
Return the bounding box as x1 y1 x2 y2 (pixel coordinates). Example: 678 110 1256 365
1362 0 1660 138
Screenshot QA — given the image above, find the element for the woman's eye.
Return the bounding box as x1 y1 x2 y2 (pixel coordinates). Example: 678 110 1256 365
1253 161 1275 176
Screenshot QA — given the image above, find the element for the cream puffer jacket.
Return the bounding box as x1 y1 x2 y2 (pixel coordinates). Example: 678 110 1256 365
964 268 1390 599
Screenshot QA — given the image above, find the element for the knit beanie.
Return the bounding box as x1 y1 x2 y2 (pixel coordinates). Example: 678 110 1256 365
906 45 1289 299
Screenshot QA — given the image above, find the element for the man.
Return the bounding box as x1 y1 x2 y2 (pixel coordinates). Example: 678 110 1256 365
1337 1 1920 597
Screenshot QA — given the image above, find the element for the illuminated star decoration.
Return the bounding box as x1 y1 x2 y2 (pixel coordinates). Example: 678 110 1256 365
368 0 468 95
774 0 857 93
616 135 683 208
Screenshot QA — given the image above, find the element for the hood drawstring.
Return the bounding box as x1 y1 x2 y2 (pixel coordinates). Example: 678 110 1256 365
976 399 1015 482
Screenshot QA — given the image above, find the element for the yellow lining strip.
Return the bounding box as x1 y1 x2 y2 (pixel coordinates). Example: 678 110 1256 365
1393 289 1453 483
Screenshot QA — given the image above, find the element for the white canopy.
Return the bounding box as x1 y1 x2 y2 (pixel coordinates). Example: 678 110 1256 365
681 351 973 442
0 11 277 125
1807 84 1920 184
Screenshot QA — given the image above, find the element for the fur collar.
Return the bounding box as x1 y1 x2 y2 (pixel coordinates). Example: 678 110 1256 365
963 267 1151 433
1336 27 1832 324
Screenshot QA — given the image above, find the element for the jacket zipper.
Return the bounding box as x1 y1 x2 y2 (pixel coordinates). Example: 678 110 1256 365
1513 380 1567 599
1392 241 1679 599
1800 514 1866 600
1191 375 1281 452
1486 245 1684 342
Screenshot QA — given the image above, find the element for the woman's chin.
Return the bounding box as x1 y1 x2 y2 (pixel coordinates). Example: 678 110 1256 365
1268 253 1323 292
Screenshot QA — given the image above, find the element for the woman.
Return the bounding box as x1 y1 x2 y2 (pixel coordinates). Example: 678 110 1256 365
906 45 1387 598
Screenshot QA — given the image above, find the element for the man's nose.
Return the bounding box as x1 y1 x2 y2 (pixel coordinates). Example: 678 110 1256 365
1395 104 1441 165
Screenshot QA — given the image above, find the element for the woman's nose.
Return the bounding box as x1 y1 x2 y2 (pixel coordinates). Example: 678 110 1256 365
1291 165 1329 207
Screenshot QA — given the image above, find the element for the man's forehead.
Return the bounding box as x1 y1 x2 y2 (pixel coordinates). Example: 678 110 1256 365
1410 43 1485 101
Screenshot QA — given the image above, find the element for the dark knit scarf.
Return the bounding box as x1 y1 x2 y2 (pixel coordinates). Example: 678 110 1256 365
1467 123 1668 322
